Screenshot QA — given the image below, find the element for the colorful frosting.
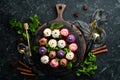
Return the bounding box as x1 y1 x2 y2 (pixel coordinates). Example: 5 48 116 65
48 39 57 48
60 58 68 67
38 24 79 69
66 51 75 60
40 55 49 64
52 29 60 38
43 28 52 37
39 46 47 55
50 59 59 68
66 34 76 43
69 43 78 52
39 37 47 46
60 28 69 37
49 51 56 59
58 40 66 48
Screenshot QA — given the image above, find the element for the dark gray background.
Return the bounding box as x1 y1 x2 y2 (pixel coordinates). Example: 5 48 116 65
0 0 120 80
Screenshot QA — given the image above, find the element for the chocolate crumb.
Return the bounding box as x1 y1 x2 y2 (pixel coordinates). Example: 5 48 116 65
83 5 88 11
17 36 24 43
11 56 17 61
10 62 17 68
73 12 79 18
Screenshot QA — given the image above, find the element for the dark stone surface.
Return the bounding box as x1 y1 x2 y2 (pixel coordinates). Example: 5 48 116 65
0 0 120 80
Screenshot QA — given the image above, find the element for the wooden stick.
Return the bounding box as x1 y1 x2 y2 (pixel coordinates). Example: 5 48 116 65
16 67 32 73
20 72 36 76
91 45 107 53
93 49 108 55
24 23 32 56
18 60 32 70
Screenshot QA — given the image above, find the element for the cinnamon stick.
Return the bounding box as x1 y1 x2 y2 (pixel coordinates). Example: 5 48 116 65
91 45 107 53
20 72 36 76
18 60 32 70
16 67 32 73
93 49 108 55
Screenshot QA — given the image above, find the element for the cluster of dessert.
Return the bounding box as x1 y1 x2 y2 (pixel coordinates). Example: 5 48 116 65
38 27 78 69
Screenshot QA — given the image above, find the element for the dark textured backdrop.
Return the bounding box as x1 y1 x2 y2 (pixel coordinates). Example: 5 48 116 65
0 0 120 80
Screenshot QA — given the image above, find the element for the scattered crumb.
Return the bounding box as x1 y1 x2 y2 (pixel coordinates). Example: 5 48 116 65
17 36 24 43
73 12 79 18
10 62 17 68
82 5 88 11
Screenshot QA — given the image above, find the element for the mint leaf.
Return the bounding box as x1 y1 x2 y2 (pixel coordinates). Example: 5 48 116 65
29 14 41 35
75 52 97 76
67 62 72 69
56 23 63 28
56 58 60 61
50 23 63 30
50 23 56 30
32 46 39 53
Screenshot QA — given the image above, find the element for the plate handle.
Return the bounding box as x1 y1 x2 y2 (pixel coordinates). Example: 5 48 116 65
56 4 66 21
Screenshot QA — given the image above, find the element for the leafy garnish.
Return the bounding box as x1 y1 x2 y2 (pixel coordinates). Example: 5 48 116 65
63 48 70 54
9 14 41 39
56 58 60 61
9 18 22 29
66 59 77 69
59 35 62 39
45 43 60 52
45 43 49 47
9 18 27 38
29 14 41 35
50 23 63 30
67 62 73 69
9 14 41 53
50 23 56 30
56 23 64 28
71 58 77 63
32 46 39 53
75 52 97 76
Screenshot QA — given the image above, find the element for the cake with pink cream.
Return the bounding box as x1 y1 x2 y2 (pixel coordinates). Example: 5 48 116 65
50 59 59 69
60 28 69 37
69 43 78 52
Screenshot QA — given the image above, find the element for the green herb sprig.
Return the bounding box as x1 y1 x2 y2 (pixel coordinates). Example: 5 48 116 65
9 18 27 38
66 59 77 69
9 14 41 39
63 48 70 54
29 14 41 35
67 62 73 69
45 43 60 53
9 14 41 53
50 23 63 30
32 45 39 53
75 52 97 76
